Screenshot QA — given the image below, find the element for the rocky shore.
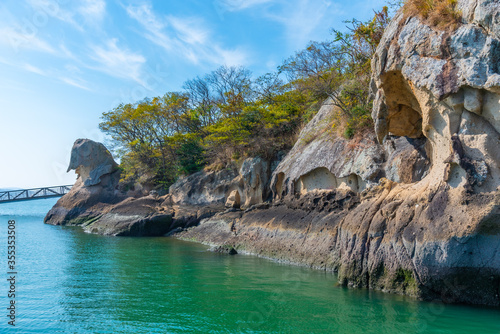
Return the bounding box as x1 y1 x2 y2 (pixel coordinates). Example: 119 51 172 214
45 0 500 307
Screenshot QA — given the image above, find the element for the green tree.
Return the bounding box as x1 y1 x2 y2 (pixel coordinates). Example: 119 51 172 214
99 92 191 188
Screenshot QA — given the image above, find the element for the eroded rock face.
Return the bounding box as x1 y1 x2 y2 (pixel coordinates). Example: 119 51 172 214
384 136 430 183
179 1 500 306
45 139 173 236
271 100 385 198
67 138 119 186
238 157 272 207
169 157 275 209
372 1 500 195
169 168 240 206
225 190 241 209
335 0 500 305
270 99 429 199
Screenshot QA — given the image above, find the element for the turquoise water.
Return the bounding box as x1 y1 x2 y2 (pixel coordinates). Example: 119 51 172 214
0 199 498 333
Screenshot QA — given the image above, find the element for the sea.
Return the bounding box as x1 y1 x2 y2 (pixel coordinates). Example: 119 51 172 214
0 198 498 333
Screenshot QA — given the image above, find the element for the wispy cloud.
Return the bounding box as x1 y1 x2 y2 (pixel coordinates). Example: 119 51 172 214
28 0 107 30
27 0 83 31
89 38 147 85
15 61 91 91
59 77 91 91
267 0 339 48
78 0 106 24
168 16 209 45
215 0 342 50
217 0 276 12
125 4 173 51
125 2 248 67
23 63 47 76
64 64 82 74
0 27 56 53
217 0 275 11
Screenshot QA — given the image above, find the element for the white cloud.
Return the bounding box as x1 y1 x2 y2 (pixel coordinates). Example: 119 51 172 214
78 0 106 24
125 3 248 67
59 77 91 91
126 3 165 35
23 63 47 76
64 64 82 74
125 3 174 52
218 0 342 50
217 0 275 11
20 62 89 90
213 46 249 67
0 27 56 53
59 44 76 59
89 38 147 85
27 0 83 31
28 0 108 29
168 17 209 45
17 61 91 91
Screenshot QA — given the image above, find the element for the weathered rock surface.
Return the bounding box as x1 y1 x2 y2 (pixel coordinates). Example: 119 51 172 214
169 156 275 209
80 196 173 236
67 138 119 187
44 0 500 306
169 168 240 206
45 139 124 227
45 139 173 236
270 99 429 199
46 139 278 236
225 190 241 209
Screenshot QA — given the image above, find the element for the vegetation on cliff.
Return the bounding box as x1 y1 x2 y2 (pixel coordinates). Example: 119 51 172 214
403 0 461 30
99 7 391 189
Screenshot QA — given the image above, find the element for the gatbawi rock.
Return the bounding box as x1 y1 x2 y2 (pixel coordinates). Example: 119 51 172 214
44 139 174 236
178 0 500 306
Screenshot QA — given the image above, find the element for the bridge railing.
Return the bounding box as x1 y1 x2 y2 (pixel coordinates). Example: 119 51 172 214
0 185 73 203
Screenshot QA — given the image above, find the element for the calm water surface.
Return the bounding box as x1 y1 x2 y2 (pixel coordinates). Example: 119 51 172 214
0 199 498 333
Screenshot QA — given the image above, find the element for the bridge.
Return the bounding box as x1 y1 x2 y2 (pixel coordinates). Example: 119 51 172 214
0 185 73 203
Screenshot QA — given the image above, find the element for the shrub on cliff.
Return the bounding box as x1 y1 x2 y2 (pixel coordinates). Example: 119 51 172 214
403 0 462 30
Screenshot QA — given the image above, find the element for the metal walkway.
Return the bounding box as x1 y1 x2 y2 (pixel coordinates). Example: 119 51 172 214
0 185 73 203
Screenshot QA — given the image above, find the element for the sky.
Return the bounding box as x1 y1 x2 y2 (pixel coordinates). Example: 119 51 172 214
0 0 386 189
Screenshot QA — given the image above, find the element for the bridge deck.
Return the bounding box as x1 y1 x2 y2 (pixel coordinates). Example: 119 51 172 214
0 185 73 203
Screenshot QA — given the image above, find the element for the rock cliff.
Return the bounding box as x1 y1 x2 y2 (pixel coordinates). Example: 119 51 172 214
270 98 429 198
169 156 273 208
179 0 500 306
45 0 500 306
44 139 174 236
45 139 277 236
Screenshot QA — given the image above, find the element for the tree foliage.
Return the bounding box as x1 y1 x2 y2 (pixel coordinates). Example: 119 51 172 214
100 6 393 189
279 7 390 138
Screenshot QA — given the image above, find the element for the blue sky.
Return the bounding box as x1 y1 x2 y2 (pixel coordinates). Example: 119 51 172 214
0 0 386 188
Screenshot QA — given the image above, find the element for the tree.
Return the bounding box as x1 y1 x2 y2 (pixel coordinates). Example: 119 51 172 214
279 41 351 115
183 65 253 129
279 7 391 137
99 92 190 188
254 72 286 104
100 5 392 185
